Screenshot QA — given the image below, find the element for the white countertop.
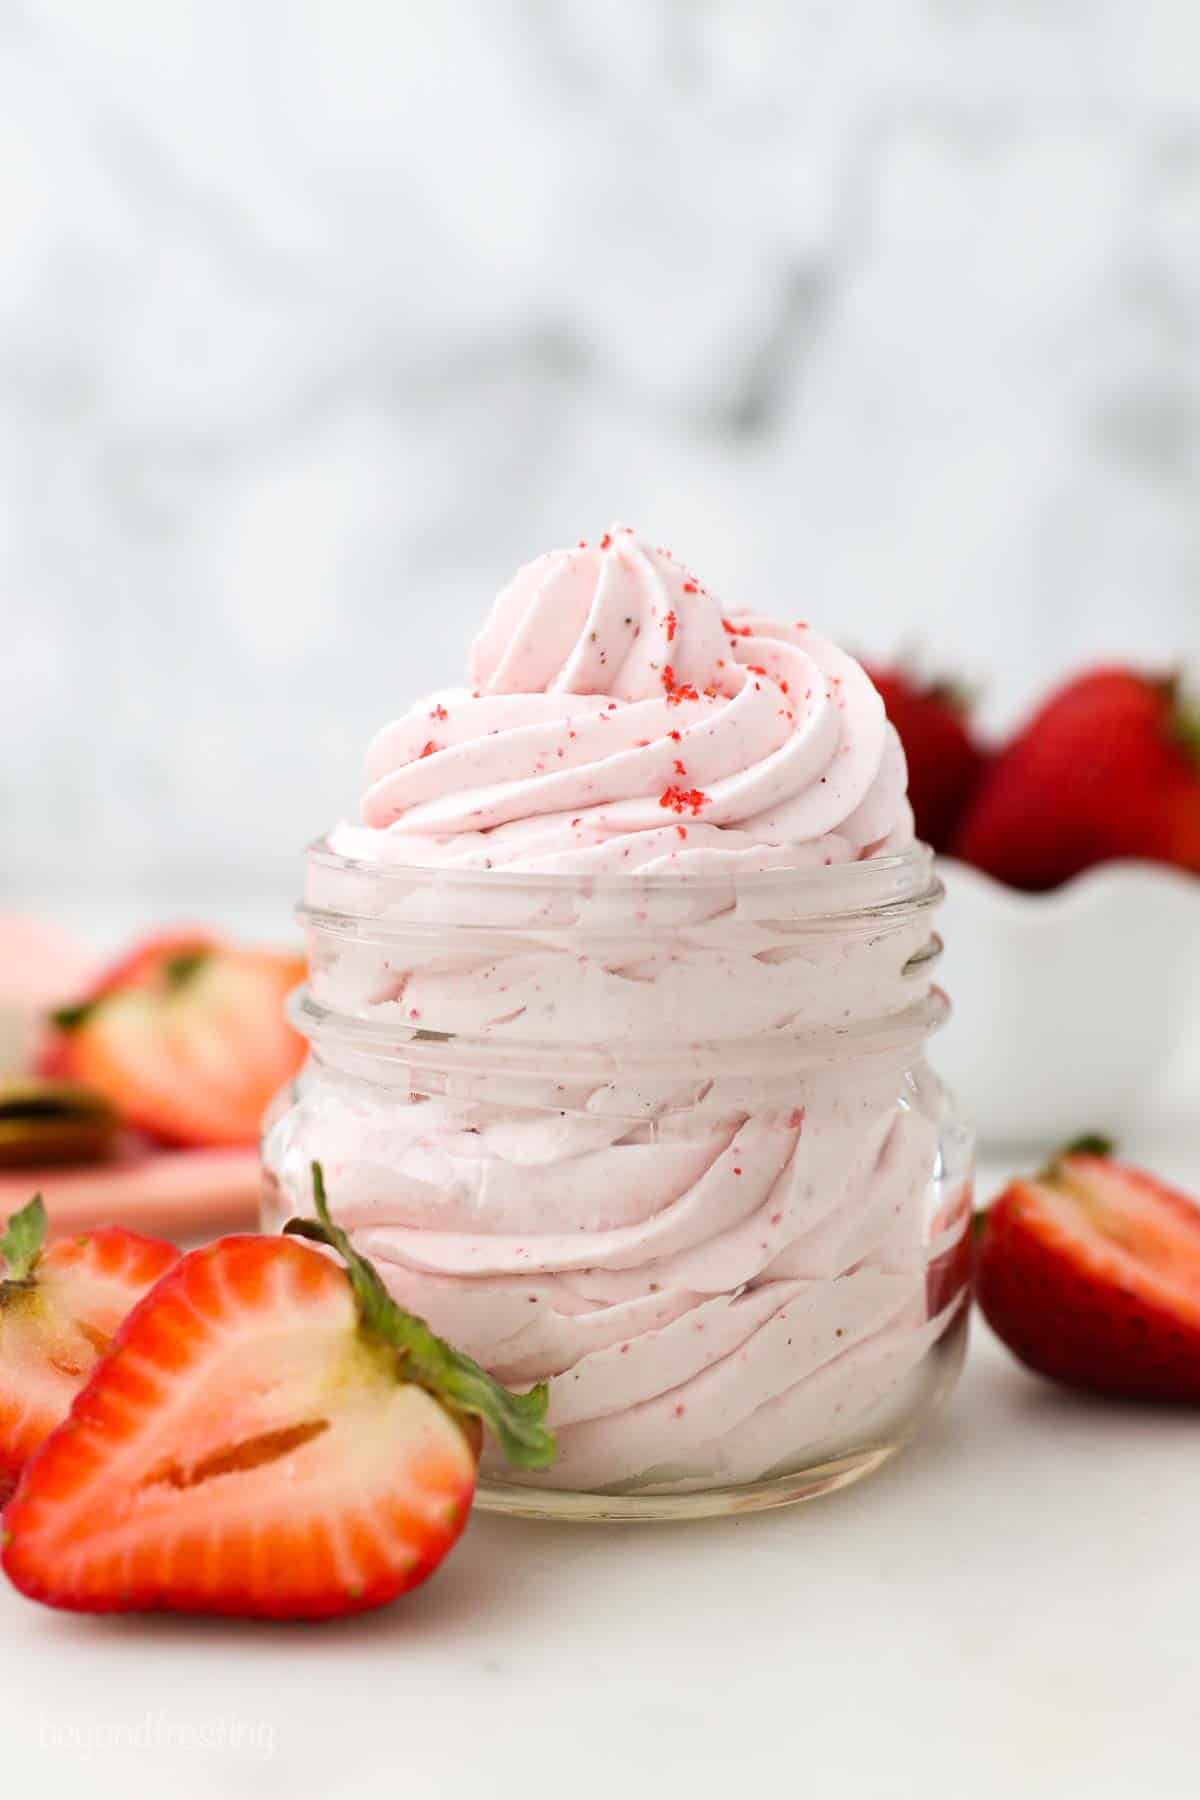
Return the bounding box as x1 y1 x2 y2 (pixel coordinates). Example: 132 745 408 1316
3 1147 1198 1800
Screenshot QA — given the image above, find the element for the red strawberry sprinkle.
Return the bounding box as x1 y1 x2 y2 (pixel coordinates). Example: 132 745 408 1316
662 665 700 706
659 786 710 817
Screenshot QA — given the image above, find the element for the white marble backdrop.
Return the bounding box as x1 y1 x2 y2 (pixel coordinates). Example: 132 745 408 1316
3 0 1199 918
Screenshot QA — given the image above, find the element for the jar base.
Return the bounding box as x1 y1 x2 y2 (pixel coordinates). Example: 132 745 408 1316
476 1444 897 1522
476 1306 968 1523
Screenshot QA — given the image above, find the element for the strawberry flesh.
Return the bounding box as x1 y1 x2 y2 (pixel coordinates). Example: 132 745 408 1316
976 1152 1200 1402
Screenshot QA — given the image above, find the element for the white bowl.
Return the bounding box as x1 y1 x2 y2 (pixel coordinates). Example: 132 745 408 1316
933 859 1200 1150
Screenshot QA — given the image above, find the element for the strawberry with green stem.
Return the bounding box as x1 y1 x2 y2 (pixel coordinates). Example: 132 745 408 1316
0 1195 179 1496
46 936 308 1148
2 1165 554 1619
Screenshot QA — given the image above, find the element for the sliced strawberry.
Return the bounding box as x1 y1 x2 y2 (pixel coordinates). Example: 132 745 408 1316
50 942 307 1149
87 929 218 1001
976 1144 1200 1402
36 930 214 1081
1 1166 554 1619
0 1194 179 1495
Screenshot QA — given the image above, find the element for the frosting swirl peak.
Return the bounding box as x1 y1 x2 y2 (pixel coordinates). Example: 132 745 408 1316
349 528 913 874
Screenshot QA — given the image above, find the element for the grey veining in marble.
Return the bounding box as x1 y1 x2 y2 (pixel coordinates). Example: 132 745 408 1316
3 0 1198 914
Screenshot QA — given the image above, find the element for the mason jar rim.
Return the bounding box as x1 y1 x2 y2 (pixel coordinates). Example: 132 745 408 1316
304 832 941 921
295 836 948 1079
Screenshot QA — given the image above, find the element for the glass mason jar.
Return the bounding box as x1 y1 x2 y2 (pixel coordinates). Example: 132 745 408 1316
262 837 973 1521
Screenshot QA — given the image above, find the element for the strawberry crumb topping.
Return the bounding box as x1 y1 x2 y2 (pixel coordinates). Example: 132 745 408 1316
722 618 753 637
430 704 449 722
419 741 438 759
664 610 678 642
662 665 700 705
659 786 710 817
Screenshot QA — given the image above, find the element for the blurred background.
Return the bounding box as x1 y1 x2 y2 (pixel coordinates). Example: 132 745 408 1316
4 0 1199 933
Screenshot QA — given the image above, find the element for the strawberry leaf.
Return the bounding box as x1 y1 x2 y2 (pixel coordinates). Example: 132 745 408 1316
49 1001 97 1033
1063 1133 1116 1159
286 1164 555 1471
163 949 211 990
1041 1133 1117 1183
0 1193 47 1285
1170 687 1200 768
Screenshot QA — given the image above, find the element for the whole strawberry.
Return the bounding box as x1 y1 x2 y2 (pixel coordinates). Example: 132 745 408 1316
976 1140 1200 1402
866 665 988 852
955 667 1200 890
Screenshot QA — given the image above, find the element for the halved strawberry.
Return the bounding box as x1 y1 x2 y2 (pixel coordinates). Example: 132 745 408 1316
87 929 218 1002
0 1194 179 1496
49 940 307 1149
976 1142 1200 1401
1 1166 554 1620
35 931 214 1081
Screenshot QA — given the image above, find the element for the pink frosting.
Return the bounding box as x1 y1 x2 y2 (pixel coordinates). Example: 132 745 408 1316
348 527 913 875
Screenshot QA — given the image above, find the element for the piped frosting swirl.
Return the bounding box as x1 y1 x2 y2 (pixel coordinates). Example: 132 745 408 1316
346 527 913 875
